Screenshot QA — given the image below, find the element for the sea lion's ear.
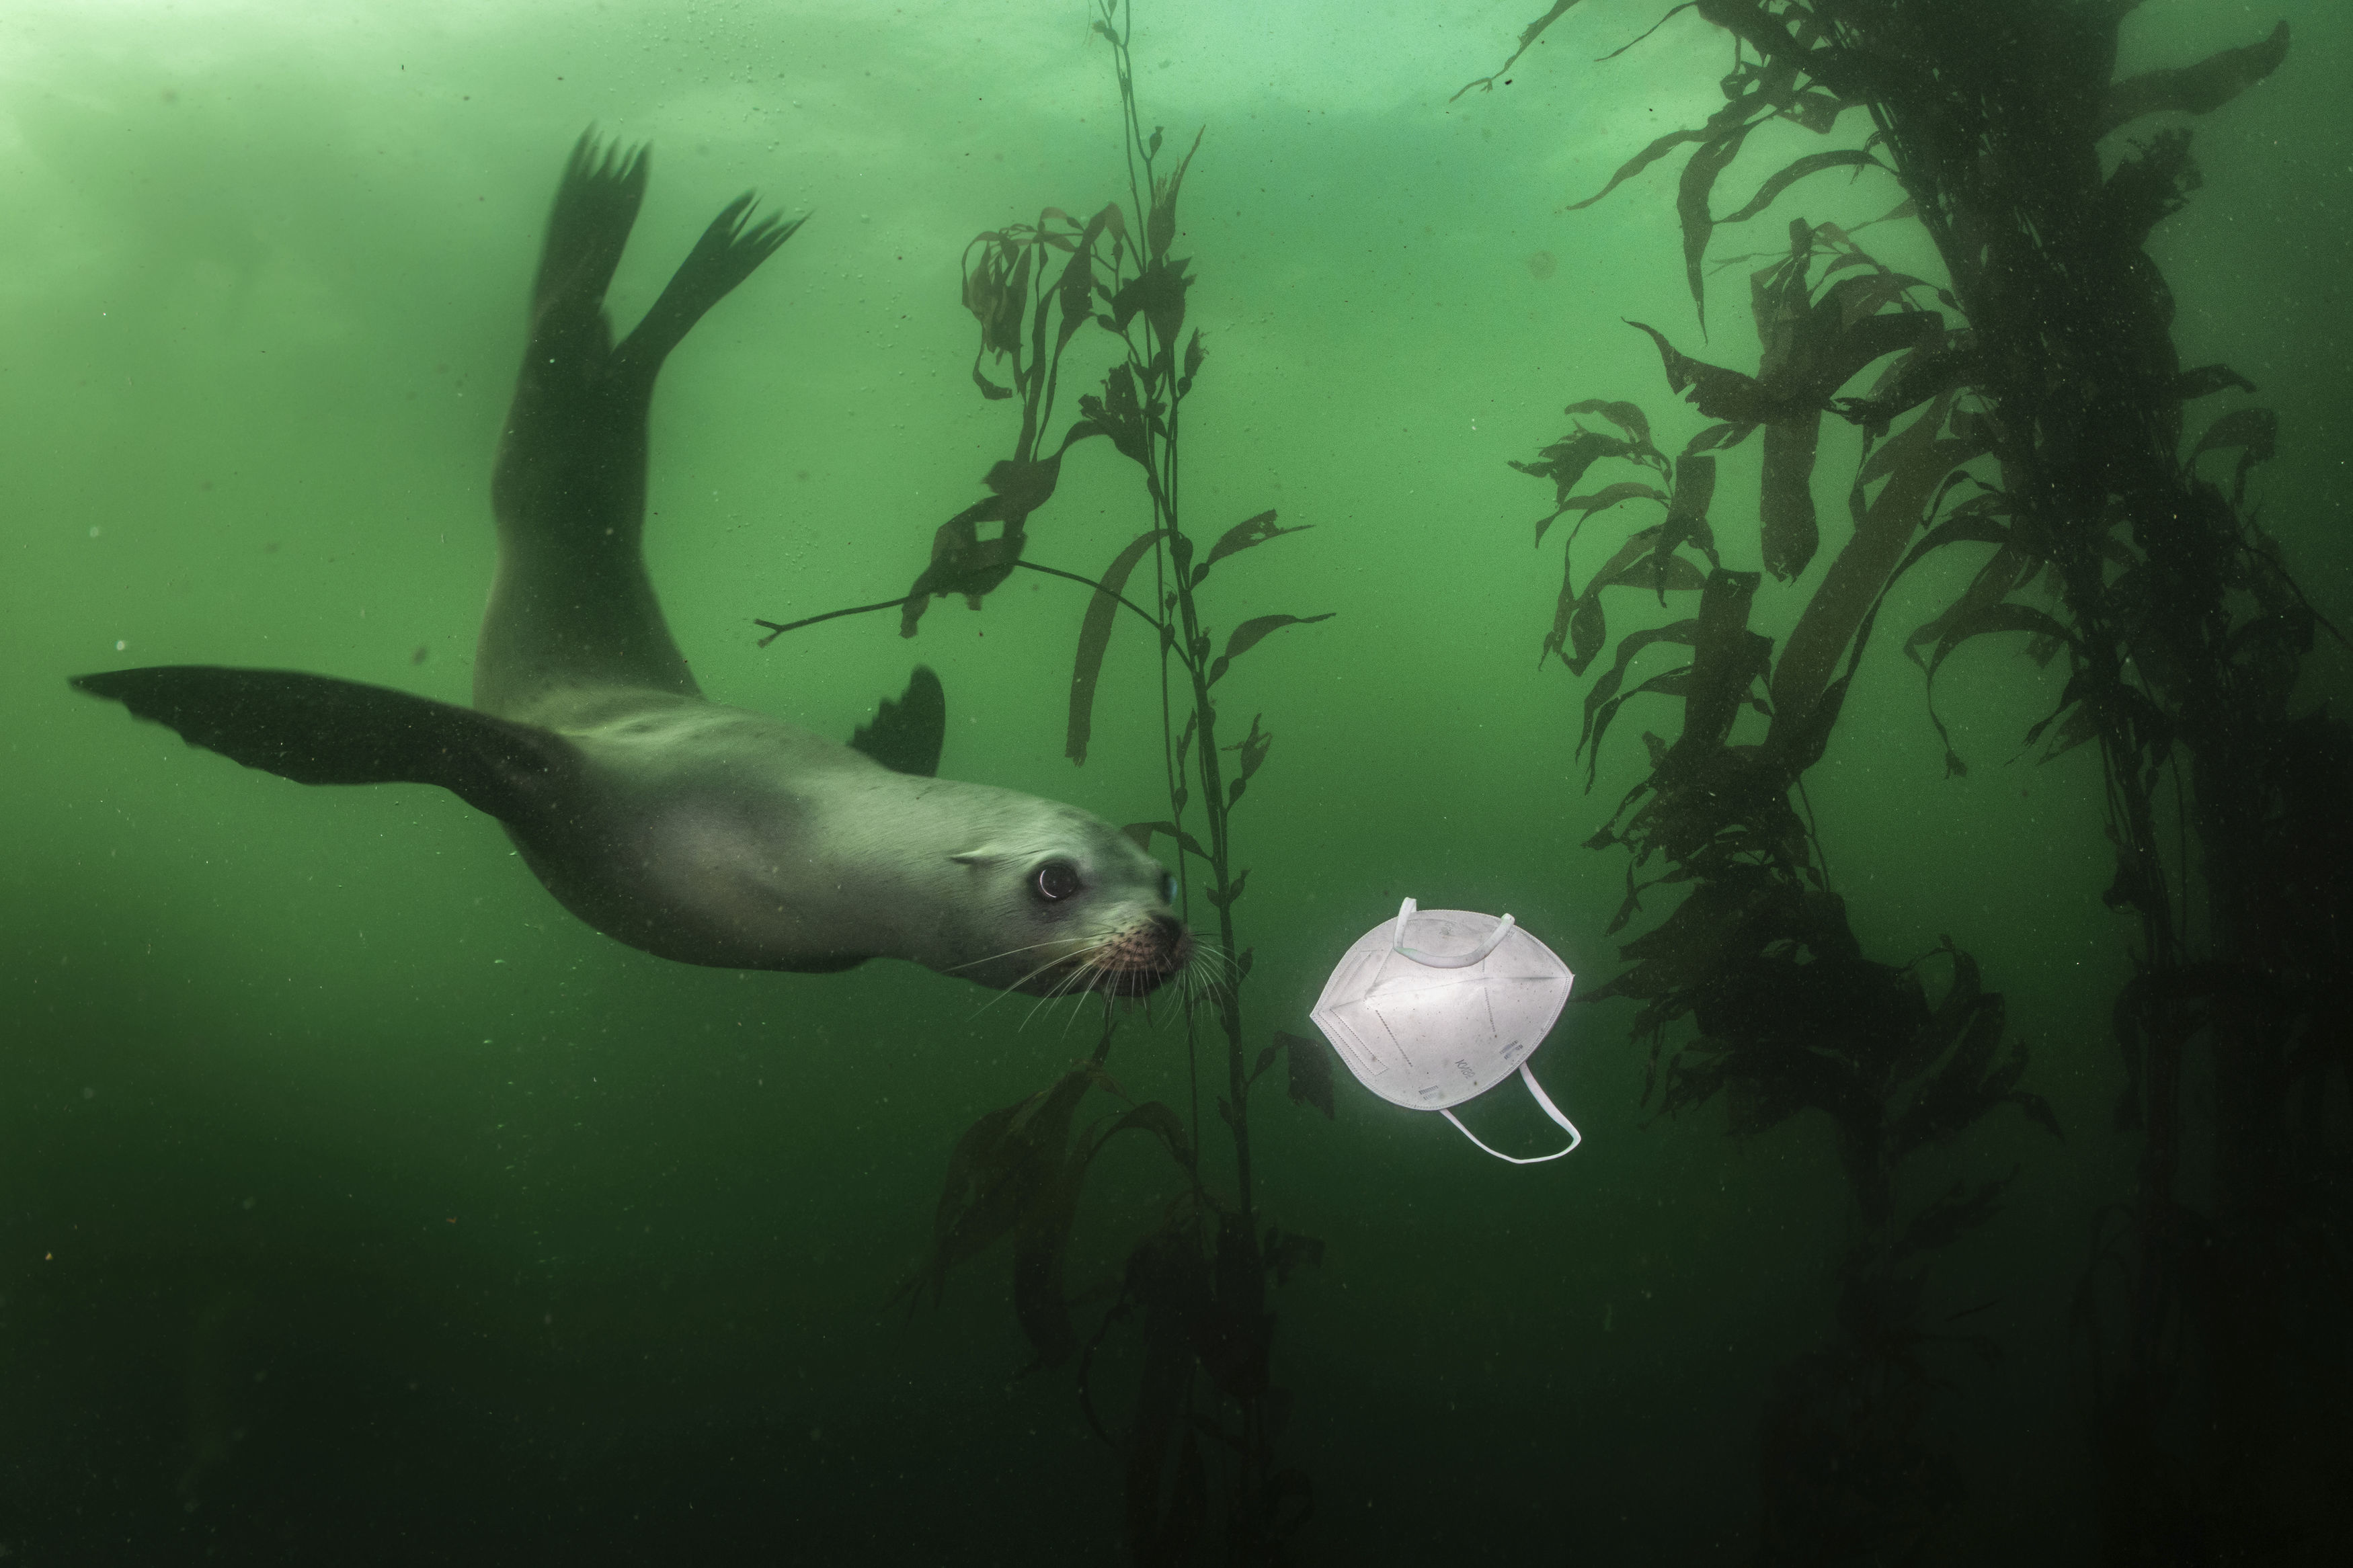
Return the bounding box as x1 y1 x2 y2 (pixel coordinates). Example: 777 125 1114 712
948 845 1003 866
70 666 577 826
848 665 945 777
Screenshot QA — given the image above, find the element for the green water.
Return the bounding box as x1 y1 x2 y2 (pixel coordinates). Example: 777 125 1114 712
3 1 2347 1562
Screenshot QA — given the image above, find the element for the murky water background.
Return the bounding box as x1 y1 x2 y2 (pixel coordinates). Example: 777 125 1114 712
3 1 2346 1561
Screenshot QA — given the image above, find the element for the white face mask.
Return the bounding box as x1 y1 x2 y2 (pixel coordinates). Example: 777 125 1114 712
1309 899 1582 1165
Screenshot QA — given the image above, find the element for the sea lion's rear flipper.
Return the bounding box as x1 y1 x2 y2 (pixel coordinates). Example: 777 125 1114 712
614 193 805 382
71 667 576 825
848 666 945 778
478 135 804 720
528 134 648 340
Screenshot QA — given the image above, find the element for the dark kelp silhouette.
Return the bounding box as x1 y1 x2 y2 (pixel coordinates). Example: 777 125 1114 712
1474 1 2346 1562
1512 243 2058 1559
763 5 1328 1562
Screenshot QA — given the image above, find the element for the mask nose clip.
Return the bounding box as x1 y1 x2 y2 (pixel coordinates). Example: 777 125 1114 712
1390 897 1517 969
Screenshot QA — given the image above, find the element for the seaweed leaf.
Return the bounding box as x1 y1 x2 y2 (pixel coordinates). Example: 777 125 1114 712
1657 452 1722 584
1683 420 1758 454
1767 393 1972 755
1548 552 1606 675
1894 1172 2015 1260
1628 319 1781 423
1276 1030 1336 1120
1052 205 1117 354
1121 1225 1211 1563
1547 526 1650 673
1068 530 1167 764
1759 413 1824 579
1016 1094 1197 1374
1011 1163 1086 1367
2189 406 2276 507
900 497 1029 636
1080 362 1152 467
1565 123 1714 212
1179 327 1207 394
1586 667 1695 787
1147 126 1206 261
1717 149 1880 224
1207 613 1334 686
1194 509 1308 585
1264 1226 1326 1286
916 1063 1110 1307
1123 820 1211 862
1564 398 1661 455
1679 119 1756 330
1670 568 1769 759
1454 0 1589 99
1223 713 1273 807
2173 363 2255 403
1914 600 2080 777
1534 481 1670 548
1545 524 1708 674
1509 426 1657 518
2098 21 2290 138
1581 620 1702 757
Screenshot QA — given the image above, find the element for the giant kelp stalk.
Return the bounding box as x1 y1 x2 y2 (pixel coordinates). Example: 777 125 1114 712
1501 218 2059 1561
1474 1 2352 1562
759 4 1330 1562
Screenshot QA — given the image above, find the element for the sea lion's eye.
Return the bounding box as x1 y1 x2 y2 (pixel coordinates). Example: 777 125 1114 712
1032 860 1083 902
1160 872 1177 904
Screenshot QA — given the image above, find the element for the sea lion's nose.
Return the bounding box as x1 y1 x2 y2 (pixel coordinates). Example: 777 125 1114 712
1150 913 1187 945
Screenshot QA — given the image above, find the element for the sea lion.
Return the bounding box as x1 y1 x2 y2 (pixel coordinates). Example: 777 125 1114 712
72 134 1192 998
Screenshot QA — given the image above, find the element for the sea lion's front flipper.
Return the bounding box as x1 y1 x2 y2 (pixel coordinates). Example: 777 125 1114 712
848 665 945 778
71 667 576 825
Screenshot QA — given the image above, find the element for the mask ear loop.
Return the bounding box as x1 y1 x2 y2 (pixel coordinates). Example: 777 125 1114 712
1439 1064 1583 1165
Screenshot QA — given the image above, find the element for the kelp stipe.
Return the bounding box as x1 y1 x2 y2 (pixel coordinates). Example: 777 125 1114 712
1517 393 2058 1559
1479 17 2063 1568
1472 1 2348 1561
761 3 1331 1560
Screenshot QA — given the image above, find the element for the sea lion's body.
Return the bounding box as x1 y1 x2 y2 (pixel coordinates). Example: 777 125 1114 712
489 688 1176 985
75 136 1189 997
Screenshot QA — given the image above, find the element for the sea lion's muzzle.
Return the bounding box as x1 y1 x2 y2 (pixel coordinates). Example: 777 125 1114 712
1072 911 1193 997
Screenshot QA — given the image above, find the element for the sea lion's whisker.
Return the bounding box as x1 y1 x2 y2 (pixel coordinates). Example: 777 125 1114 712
1023 965 1096 1032
1182 936 1233 975
1016 943 1107 1029
1183 952 1233 1011
971 949 1086 1018
945 938 1074 976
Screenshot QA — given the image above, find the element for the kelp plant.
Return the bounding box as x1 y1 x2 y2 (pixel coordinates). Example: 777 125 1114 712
1472 1 2350 1563
1502 204 2059 1562
758 5 1330 1563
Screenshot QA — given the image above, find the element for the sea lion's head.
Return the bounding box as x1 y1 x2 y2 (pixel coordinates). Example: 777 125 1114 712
947 807 1193 997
